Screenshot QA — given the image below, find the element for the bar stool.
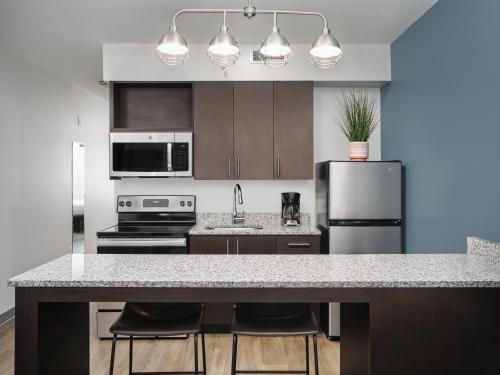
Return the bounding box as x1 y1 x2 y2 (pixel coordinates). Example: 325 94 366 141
109 302 206 375
230 303 320 375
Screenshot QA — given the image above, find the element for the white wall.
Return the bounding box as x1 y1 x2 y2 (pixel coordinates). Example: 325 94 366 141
103 44 391 85
115 87 381 217
0 46 114 315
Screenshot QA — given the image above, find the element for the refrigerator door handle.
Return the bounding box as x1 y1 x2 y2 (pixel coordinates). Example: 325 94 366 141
329 219 401 226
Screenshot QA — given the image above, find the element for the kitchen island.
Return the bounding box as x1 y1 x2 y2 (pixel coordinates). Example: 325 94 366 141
9 253 500 375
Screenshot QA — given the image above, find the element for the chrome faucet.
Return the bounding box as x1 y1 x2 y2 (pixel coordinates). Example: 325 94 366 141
233 184 245 224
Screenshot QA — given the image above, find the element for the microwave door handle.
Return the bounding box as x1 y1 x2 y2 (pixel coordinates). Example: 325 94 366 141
167 143 173 172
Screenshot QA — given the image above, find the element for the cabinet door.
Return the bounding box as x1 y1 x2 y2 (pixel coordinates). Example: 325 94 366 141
234 235 276 254
233 82 274 179
189 235 233 329
189 235 230 254
193 82 234 179
273 82 314 180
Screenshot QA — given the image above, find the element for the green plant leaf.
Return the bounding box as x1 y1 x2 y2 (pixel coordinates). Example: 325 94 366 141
337 89 380 142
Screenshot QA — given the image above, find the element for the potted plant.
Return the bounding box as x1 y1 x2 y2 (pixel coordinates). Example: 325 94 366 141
337 89 379 161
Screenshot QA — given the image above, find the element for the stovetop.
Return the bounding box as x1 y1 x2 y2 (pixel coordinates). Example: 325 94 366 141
97 223 194 239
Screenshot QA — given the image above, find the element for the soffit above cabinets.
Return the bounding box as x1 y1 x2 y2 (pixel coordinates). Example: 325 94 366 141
103 44 391 85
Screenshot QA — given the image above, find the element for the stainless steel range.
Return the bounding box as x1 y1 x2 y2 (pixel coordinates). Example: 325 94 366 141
95 194 196 338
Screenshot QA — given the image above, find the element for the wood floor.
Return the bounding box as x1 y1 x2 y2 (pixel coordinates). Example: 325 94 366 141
0 320 340 374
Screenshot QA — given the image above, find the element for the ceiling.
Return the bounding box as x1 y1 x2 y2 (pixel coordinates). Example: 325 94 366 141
0 0 438 95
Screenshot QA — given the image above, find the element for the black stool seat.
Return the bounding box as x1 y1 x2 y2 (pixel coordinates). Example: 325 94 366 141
230 303 320 375
108 303 207 375
110 303 203 336
232 303 319 336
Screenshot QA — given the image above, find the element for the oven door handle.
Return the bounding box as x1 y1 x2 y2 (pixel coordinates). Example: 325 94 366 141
96 238 186 247
167 143 173 172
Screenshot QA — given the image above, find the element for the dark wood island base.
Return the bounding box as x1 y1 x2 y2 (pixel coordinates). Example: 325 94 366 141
14 287 500 375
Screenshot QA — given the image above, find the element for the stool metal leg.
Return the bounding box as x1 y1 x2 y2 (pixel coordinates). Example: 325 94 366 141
109 334 117 375
305 336 310 375
194 333 199 375
231 334 238 375
129 336 134 375
202 332 207 375
313 334 319 375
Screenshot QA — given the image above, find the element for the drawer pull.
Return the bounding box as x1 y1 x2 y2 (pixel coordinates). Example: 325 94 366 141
288 243 311 248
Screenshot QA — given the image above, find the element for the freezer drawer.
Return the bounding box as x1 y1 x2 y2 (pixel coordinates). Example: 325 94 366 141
329 226 401 254
329 162 401 220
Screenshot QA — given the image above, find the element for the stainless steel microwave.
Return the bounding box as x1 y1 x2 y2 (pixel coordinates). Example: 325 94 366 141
109 132 192 178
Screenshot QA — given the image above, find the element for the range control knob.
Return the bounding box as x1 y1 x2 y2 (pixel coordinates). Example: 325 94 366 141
187 201 192 207
118 201 125 207
126 201 132 207
180 201 185 207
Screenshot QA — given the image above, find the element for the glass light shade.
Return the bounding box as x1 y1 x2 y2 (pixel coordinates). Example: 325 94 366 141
309 28 342 68
156 26 190 65
259 26 292 67
207 26 240 67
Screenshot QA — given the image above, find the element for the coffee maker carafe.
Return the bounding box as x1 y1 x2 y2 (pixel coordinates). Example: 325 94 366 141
281 192 300 226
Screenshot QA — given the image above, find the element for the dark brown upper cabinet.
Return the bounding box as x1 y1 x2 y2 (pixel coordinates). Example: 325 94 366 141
110 82 193 132
193 81 313 180
273 82 314 180
193 82 234 179
233 82 275 179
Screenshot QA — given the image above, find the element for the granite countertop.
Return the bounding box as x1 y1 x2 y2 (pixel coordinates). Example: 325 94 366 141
190 212 321 236
8 253 500 289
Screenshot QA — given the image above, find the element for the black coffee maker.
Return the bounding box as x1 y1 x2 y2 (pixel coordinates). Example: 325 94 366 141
281 192 300 226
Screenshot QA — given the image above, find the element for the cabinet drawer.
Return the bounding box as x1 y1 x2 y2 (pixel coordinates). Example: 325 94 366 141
277 235 320 254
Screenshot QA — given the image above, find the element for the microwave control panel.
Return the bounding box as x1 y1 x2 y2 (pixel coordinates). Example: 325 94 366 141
172 143 189 171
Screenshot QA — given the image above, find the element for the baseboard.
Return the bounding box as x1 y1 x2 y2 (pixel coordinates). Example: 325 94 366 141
0 307 15 326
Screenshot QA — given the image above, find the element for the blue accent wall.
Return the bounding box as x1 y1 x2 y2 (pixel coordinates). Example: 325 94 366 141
381 0 500 253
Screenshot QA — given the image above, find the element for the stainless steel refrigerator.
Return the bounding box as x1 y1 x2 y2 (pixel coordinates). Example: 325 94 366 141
315 161 403 339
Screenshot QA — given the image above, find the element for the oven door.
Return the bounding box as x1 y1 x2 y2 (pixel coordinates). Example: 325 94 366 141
110 132 192 178
96 237 188 254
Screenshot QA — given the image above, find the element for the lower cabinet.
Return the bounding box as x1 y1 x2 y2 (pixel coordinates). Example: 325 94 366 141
190 235 276 331
189 234 319 332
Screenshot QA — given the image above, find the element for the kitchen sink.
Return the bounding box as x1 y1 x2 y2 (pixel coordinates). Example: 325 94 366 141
204 224 264 231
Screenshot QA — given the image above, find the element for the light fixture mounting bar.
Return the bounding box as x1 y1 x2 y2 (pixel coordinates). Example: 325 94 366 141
171 8 329 30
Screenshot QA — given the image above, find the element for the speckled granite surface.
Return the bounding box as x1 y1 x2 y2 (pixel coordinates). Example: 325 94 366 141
191 213 320 236
8 253 500 288
467 237 500 264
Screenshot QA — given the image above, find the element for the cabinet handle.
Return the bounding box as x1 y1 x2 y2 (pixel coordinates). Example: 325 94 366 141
236 239 239 254
287 243 311 248
228 155 231 177
277 155 281 178
226 238 229 254
237 155 240 177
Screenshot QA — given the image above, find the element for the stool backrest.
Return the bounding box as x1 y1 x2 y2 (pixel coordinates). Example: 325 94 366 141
126 303 203 320
235 303 311 320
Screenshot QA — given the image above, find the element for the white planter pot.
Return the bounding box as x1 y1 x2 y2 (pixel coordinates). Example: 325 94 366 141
349 142 369 161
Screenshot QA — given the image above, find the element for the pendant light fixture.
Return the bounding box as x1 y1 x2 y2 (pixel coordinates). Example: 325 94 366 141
309 28 342 68
259 12 292 67
207 12 240 67
156 1 342 70
156 25 190 65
